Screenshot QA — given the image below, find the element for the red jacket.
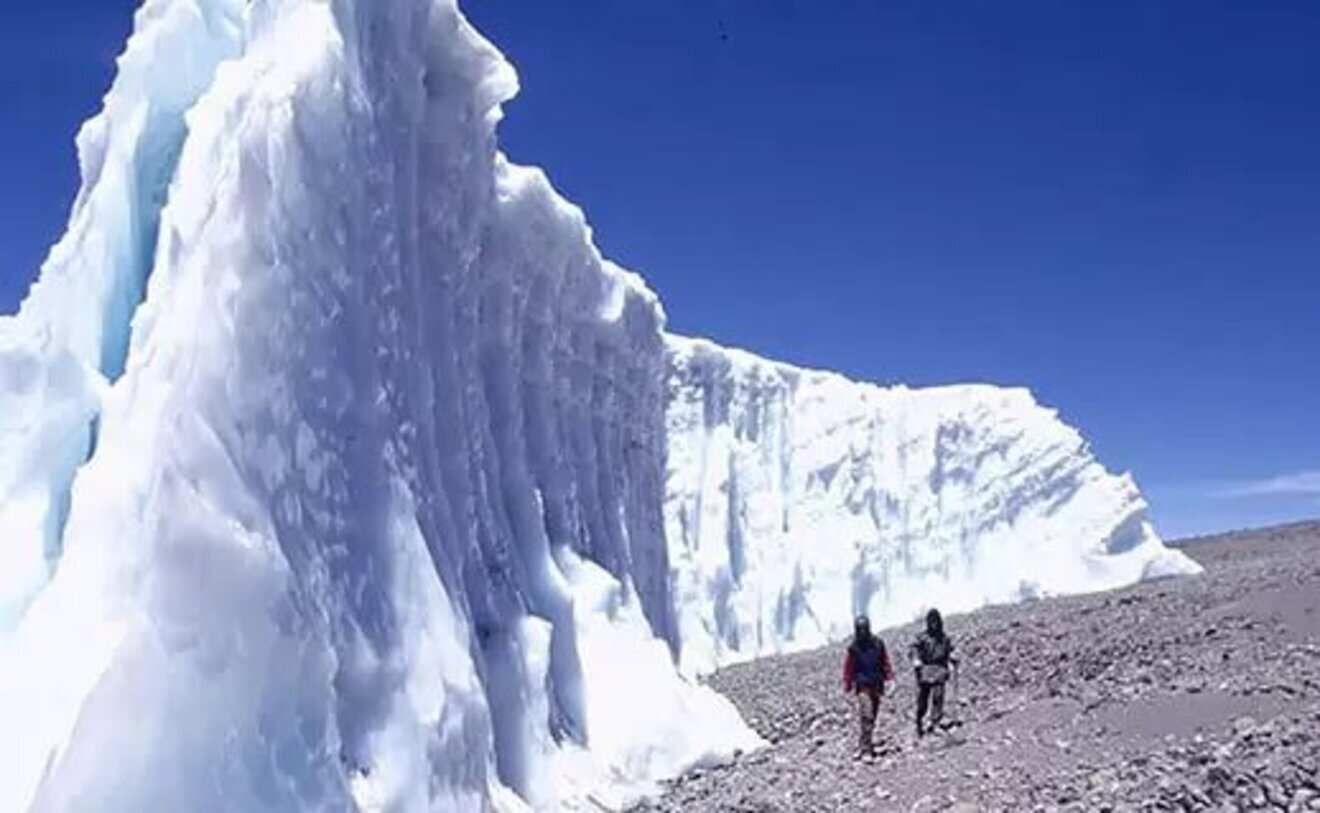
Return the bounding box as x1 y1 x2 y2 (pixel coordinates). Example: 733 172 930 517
843 637 895 693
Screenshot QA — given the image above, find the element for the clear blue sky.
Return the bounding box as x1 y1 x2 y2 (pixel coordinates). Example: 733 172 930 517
2 1 1317 538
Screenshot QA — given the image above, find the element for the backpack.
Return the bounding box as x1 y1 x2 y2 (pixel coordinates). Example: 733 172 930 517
851 637 887 688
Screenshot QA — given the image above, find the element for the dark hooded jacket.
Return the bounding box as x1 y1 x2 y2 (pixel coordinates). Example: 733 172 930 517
844 629 894 692
910 609 956 670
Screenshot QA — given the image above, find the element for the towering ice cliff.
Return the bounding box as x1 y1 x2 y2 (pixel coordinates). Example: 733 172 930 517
0 0 1196 810
665 337 1198 676
0 1 754 810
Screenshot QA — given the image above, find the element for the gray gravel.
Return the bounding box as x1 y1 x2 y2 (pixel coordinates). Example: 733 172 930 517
633 521 1320 812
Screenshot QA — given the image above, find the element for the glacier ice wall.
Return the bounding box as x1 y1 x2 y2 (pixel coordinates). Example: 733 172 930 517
0 0 1201 809
665 336 1200 675
0 1 754 810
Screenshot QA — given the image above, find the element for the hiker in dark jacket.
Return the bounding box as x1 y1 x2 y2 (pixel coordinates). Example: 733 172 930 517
842 615 894 760
909 608 957 737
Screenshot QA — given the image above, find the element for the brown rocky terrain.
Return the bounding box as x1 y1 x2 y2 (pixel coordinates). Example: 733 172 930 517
635 520 1320 811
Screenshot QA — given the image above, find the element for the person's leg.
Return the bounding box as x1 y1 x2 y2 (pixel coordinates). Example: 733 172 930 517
866 690 880 755
862 689 878 756
915 682 930 736
857 690 876 755
858 691 876 755
931 682 946 728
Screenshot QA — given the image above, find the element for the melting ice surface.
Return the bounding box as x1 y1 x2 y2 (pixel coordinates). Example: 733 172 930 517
0 0 1199 810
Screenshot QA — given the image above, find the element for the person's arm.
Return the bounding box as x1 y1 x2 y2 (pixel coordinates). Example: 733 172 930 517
881 642 895 687
842 648 855 692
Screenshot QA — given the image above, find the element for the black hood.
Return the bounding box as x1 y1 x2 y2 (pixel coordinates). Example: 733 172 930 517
925 608 944 637
854 614 872 643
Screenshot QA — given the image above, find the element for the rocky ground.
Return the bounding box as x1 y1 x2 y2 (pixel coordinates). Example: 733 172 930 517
634 521 1320 812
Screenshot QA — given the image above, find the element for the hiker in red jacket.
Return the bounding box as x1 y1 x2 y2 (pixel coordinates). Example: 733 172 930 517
842 615 895 761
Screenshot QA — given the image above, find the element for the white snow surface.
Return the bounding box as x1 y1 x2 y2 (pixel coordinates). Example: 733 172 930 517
665 336 1199 675
0 0 1196 810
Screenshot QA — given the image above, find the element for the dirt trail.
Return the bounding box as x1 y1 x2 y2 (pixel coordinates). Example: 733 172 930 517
635 522 1320 811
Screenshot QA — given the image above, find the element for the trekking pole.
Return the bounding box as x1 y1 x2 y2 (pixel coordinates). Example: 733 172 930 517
951 661 960 721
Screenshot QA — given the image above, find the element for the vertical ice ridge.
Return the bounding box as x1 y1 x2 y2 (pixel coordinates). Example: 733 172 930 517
0 0 244 632
21 0 245 373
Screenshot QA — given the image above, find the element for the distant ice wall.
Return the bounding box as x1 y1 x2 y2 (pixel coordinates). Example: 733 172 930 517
665 336 1201 675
